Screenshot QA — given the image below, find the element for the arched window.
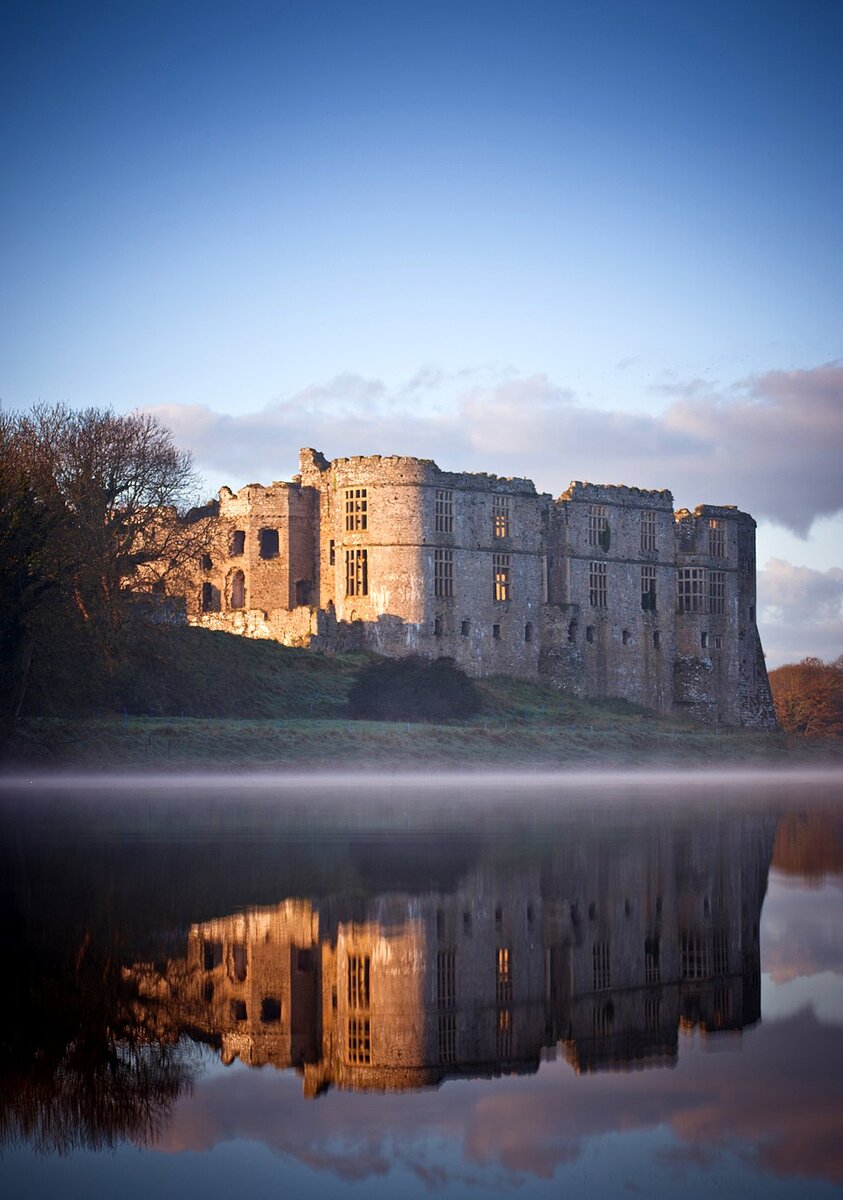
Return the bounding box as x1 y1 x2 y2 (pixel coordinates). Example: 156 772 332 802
230 570 245 610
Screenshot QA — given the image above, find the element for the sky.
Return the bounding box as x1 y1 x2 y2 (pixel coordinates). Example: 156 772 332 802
1 0 841 666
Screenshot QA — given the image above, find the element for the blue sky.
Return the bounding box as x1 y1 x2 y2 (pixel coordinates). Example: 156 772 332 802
2 0 841 664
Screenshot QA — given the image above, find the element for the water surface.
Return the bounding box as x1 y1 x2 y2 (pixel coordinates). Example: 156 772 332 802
1 771 841 1198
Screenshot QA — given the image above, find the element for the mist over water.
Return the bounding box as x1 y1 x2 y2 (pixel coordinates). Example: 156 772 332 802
1 770 841 1198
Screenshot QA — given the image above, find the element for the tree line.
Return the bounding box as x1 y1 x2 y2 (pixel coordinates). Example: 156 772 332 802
769 657 843 738
0 404 211 738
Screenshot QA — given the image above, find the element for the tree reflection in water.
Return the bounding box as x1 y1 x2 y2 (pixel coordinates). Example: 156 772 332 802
0 920 196 1154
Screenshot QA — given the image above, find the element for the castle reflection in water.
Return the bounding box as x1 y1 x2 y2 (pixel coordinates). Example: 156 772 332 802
131 811 774 1093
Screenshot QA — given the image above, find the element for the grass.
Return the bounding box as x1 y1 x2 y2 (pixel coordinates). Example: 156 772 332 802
8 626 842 771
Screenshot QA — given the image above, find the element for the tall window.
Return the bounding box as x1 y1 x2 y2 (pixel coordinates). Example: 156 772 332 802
592 942 611 991
492 494 510 539
677 567 706 613
708 518 726 557
496 1007 512 1059
438 1013 457 1064
345 548 368 596
347 1017 371 1064
588 504 609 549
493 553 511 601
231 530 245 556
437 951 456 1009
230 570 245 610
641 509 657 552
709 570 725 614
644 936 660 984
345 487 368 532
681 933 709 981
435 488 454 534
589 561 607 608
259 528 279 558
641 565 657 612
348 955 370 1009
434 548 453 598
496 947 512 1004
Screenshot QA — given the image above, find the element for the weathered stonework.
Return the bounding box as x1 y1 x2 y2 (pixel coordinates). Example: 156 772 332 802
184 448 776 728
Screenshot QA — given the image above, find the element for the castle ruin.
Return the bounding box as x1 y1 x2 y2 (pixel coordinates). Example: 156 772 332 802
188 448 775 727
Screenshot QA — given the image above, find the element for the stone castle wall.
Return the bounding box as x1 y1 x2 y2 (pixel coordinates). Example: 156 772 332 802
182 447 776 728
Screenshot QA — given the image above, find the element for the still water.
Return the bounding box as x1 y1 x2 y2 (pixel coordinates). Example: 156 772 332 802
1 770 841 1199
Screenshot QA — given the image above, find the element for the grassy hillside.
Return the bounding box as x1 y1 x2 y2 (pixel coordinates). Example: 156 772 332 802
9 625 842 770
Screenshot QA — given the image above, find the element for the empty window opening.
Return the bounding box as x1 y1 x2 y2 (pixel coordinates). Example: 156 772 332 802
589 561 607 607
230 999 247 1022
588 504 609 549
437 950 456 1009
434 548 453 598
712 634 723 650
295 579 311 606
677 567 706 613
463 910 472 936
701 632 709 649
329 538 335 566
347 1016 371 1064
527 904 535 925
496 1007 513 1059
201 582 220 613
259 528 279 558
348 955 371 1009
345 488 368 532
588 902 597 920
297 947 314 972
460 618 470 637
434 616 443 637
492 623 501 640
231 530 245 556
593 999 614 1039
568 620 578 643
496 947 512 1004
586 625 595 644
230 570 246 610
495 905 503 930
645 995 660 1033
438 1012 457 1064
200 552 213 571
203 941 222 971
709 570 725 614
260 997 281 1024
641 565 657 611
345 548 368 596
708 518 726 558
622 629 630 646
641 509 658 553
493 553 511 601
644 936 660 984
492 494 511 538
203 981 214 1003
592 942 611 991
435 488 454 534
231 944 247 983
653 630 661 649
524 622 533 643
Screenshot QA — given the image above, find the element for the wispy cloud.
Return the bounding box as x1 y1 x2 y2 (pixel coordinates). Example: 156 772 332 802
150 360 843 536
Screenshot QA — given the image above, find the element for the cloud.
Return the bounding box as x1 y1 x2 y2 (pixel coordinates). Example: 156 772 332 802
154 1010 843 1188
149 360 843 536
758 559 843 667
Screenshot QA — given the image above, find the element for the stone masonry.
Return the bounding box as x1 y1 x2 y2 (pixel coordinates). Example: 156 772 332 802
187 448 776 727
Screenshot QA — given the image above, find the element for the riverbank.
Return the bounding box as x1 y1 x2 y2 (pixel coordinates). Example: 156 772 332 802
7 708 841 771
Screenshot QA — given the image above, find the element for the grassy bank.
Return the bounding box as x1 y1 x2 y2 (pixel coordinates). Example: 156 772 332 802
10 702 842 772
9 625 841 771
